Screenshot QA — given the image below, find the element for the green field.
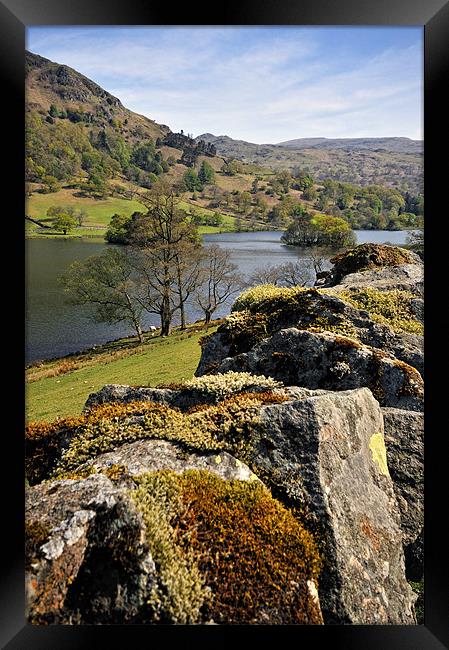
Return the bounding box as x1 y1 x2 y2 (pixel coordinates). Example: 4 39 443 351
26 325 217 423
26 189 239 237
27 189 145 227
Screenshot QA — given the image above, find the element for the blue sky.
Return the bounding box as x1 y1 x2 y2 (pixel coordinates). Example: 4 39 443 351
27 26 423 143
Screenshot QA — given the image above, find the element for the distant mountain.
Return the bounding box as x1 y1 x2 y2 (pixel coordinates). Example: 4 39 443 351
195 133 423 194
276 137 423 154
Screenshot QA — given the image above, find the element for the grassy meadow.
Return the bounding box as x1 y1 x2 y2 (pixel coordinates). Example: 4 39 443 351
26 323 219 423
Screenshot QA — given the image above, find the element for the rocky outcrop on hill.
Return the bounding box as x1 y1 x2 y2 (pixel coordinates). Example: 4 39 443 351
197 283 423 377
322 264 424 296
323 243 422 285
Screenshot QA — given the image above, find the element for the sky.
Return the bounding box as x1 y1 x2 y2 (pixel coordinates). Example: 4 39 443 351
26 26 423 144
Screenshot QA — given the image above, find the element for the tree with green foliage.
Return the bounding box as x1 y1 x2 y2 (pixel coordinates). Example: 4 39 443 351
61 248 145 342
302 186 317 201
282 213 356 248
105 213 133 243
198 160 215 185
53 213 77 235
86 170 108 198
77 208 88 227
275 170 292 193
221 159 242 176
292 173 314 191
183 168 203 192
42 175 61 193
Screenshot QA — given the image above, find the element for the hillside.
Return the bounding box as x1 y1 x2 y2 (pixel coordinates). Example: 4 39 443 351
195 133 423 194
25 51 224 190
26 51 169 143
25 51 423 237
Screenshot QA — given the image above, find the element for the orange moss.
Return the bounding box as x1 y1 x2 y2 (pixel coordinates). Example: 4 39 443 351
175 471 322 624
25 401 168 485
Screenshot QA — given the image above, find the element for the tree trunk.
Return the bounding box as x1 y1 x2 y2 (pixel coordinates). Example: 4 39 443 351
205 309 212 324
161 296 171 336
179 301 186 330
161 317 171 336
134 321 144 343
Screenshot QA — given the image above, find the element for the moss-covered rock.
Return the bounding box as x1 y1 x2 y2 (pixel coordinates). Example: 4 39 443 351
214 328 423 411
329 243 420 283
335 288 423 335
197 288 423 376
25 468 323 624
84 372 282 412
130 470 323 624
26 391 289 484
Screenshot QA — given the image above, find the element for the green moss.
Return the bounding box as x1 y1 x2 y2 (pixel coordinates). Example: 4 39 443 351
129 469 322 624
181 371 283 401
48 392 289 479
224 286 361 354
222 310 270 354
129 471 208 624
232 284 305 313
338 288 423 335
26 401 176 485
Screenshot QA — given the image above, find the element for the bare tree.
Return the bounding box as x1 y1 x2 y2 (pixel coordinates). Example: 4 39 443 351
308 247 333 275
196 245 243 324
61 247 145 342
277 260 313 287
173 243 204 330
127 180 201 336
249 264 285 286
249 260 313 287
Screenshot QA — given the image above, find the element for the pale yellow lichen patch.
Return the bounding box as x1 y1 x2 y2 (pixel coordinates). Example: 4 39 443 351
369 433 389 477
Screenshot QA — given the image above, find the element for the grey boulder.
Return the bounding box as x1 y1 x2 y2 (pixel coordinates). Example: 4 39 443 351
208 328 424 411
382 407 424 581
247 387 416 624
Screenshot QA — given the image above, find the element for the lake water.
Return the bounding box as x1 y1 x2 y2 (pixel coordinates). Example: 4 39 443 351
25 229 415 364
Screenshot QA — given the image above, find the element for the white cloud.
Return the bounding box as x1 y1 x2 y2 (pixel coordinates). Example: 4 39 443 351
27 28 422 142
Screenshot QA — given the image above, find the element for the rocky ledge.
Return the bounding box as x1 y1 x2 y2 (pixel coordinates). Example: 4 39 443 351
25 244 423 625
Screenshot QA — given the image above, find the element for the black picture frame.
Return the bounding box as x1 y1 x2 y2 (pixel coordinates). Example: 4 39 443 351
1 0 447 647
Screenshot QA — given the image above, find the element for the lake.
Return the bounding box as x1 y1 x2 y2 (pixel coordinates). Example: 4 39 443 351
25 229 415 364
